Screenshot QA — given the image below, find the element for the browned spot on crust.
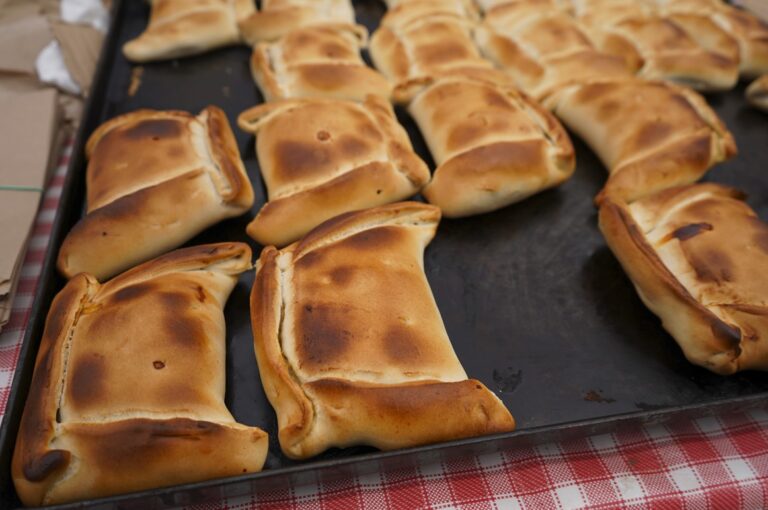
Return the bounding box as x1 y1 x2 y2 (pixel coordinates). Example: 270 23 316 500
632 122 673 152
342 226 402 251
338 135 371 158
296 303 352 366
163 313 206 349
112 282 156 303
23 450 70 482
122 119 182 141
153 360 165 369
685 247 734 283
415 41 473 66
316 130 331 141
274 140 332 179
672 222 713 241
329 266 354 286
296 250 324 270
384 323 421 362
195 285 206 303
70 354 106 406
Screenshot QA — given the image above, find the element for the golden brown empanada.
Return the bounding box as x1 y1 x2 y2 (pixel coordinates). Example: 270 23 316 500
250 23 391 101
123 0 256 62
251 202 515 459
397 72 575 217
654 0 768 77
57 107 254 281
239 0 355 44
550 78 736 203
599 184 768 375
476 0 632 102
746 74 768 111
584 14 739 91
237 96 430 247
370 2 490 86
13 243 268 506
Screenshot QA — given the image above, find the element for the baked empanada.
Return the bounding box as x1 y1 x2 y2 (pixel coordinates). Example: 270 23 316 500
654 0 768 77
370 2 490 85
585 15 739 91
397 72 575 217
13 243 268 506
599 184 768 374
123 0 255 62
251 23 391 101
746 75 768 111
251 202 515 459
57 107 254 282
239 0 355 44
550 78 736 203
476 1 632 102
238 96 429 247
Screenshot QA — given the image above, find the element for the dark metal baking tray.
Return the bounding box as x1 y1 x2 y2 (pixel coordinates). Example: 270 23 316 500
2 0 768 508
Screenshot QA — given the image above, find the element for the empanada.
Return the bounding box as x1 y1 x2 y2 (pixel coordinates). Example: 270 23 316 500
237 96 430 247
239 0 355 44
370 2 490 85
13 243 268 506
599 184 768 374
251 202 515 459
397 72 575 217
123 0 255 62
251 23 391 101
57 107 254 282
476 1 632 102
654 0 768 77
746 74 768 112
550 78 736 203
585 15 739 91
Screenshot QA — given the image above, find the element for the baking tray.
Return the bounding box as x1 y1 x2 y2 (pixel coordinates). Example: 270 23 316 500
2 0 768 508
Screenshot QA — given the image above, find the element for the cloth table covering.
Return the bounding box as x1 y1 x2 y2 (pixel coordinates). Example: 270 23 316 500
2 142 768 509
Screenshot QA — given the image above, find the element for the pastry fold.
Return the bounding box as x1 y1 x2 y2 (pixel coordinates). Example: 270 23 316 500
251 202 515 459
653 0 768 77
599 184 768 375
397 72 575 217
550 78 736 203
239 0 355 44
370 1 489 86
13 243 268 506
123 0 255 62
238 96 429 247
476 0 632 102
580 11 739 91
250 23 391 101
57 107 254 281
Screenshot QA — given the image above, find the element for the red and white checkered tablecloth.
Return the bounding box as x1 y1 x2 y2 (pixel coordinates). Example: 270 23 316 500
3 143 768 509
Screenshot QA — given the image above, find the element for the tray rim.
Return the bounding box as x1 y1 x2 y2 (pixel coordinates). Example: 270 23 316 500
1 1 768 508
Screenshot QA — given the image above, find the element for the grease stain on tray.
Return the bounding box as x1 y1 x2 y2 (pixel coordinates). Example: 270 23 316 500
584 389 615 403
493 367 522 393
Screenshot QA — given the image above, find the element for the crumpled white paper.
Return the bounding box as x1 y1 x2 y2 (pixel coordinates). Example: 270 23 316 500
35 0 109 95
35 40 81 95
61 0 110 33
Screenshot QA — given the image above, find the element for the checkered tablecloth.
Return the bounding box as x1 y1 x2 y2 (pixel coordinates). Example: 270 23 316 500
2 143 768 509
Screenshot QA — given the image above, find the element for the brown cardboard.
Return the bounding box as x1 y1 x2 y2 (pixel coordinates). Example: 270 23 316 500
0 88 60 330
0 14 52 75
0 88 59 189
52 21 103 94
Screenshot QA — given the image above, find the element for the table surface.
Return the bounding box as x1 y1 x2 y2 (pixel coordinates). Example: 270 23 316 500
1 145 767 510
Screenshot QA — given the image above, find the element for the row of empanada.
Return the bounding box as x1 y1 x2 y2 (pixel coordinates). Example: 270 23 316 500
469 0 768 376
16 203 515 506
122 0 357 62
